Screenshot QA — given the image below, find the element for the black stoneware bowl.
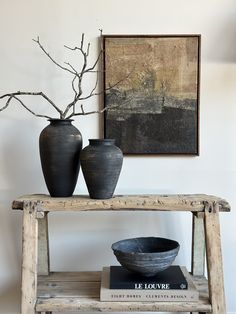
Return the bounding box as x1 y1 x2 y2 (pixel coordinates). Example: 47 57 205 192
111 237 180 277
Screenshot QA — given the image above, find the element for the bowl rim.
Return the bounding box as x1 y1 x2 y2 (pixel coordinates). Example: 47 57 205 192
111 236 180 256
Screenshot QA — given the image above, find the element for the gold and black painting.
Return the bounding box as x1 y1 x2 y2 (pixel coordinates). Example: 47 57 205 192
103 35 200 154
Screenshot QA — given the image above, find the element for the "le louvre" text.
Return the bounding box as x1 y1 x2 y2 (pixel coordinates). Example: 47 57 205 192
134 283 170 290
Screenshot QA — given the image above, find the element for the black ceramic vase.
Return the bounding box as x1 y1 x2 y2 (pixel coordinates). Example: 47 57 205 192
39 119 82 197
80 139 123 199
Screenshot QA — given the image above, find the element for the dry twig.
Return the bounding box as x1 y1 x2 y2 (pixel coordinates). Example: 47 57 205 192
0 32 132 119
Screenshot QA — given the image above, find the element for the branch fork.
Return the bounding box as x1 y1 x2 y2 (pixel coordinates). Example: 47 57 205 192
0 31 131 120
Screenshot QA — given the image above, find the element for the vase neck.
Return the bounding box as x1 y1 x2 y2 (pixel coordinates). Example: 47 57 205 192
89 139 115 146
48 119 73 125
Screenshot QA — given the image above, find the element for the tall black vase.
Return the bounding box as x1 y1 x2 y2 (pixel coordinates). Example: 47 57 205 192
39 119 82 197
80 139 123 199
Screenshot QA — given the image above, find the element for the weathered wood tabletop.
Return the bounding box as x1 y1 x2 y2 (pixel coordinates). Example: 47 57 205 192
12 194 230 212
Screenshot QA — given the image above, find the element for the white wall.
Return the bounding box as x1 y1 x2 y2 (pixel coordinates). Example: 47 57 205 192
0 0 236 313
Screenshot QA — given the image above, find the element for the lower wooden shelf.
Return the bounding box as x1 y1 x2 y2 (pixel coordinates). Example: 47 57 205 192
36 271 211 312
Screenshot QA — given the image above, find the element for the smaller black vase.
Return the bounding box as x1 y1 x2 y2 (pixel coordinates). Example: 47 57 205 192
80 139 123 199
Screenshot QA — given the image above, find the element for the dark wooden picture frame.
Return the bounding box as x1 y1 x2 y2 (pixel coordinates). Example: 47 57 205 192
103 35 201 155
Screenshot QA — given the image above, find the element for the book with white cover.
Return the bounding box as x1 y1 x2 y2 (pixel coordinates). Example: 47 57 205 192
100 266 199 302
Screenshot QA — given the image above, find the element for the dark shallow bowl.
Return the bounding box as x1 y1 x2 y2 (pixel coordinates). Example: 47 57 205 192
111 237 180 277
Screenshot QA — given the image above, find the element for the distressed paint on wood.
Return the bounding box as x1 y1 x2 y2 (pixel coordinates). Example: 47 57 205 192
12 194 230 212
21 202 38 314
204 202 226 314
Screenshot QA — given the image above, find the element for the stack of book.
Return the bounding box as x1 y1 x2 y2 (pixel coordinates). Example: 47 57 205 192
100 265 199 302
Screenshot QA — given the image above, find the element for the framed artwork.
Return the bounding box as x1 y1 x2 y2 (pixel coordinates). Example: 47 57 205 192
103 35 201 155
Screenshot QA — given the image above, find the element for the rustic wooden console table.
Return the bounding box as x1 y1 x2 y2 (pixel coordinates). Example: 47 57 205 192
12 194 230 314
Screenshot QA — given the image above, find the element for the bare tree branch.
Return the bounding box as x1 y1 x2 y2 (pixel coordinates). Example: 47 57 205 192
0 95 13 112
0 32 132 120
33 37 76 76
64 42 87 93
66 95 133 119
79 70 133 101
84 49 102 73
64 44 82 52
64 33 88 93
81 33 84 50
64 62 78 74
64 63 134 119
0 94 53 118
81 104 85 114
90 70 99 97
0 91 63 117
13 96 53 118
86 43 90 56
64 34 101 75
66 103 120 118
71 76 78 97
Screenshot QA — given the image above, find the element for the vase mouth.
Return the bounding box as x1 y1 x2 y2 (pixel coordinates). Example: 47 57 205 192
89 139 115 145
48 118 74 123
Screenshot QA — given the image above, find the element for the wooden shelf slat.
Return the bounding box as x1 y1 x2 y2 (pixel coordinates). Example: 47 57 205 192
12 194 230 212
38 271 101 282
36 271 211 312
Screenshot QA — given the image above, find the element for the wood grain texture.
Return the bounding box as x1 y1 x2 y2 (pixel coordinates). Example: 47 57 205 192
191 213 206 314
13 194 229 314
36 271 211 313
38 271 101 282
191 212 205 276
204 203 226 314
38 212 50 276
12 194 230 212
21 202 38 314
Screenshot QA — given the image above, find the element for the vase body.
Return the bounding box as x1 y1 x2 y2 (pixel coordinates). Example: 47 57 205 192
39 119 82 197
80 139 123 199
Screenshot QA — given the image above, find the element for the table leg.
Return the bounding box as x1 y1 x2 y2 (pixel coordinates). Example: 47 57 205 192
191 212 206 314
191 212 205 276
21 202 38 314
38 212 50 275
204 202 226 314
